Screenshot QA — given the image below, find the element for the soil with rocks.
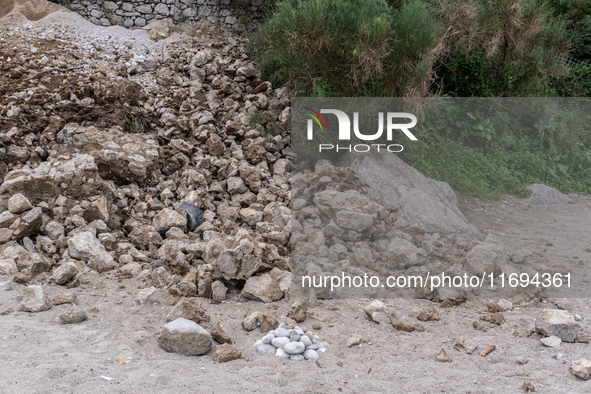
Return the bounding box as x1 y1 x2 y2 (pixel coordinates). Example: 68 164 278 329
1 4 591 394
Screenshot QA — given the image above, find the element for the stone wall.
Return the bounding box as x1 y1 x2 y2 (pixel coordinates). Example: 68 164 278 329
68 0 271 32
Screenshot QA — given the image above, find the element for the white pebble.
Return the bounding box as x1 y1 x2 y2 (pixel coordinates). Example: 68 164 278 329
303 349 319 360
261 334 274 344
271 337 290 349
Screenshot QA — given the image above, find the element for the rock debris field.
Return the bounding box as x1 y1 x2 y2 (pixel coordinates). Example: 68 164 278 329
1 4 591 393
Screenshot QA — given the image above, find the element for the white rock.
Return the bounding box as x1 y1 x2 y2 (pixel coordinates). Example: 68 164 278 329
261 334 274 344
540 335 562 348
256 344 276 355
303 349 319 360
284 341 305 355
20 285 51 312
271 337 290 349
275 348 289 358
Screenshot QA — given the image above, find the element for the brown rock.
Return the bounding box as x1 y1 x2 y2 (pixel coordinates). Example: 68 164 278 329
212 344 242 363
210 322 233 344
417 306 440 321
53 292 78 305
259 311 278 333
522 380 535 392
287 299 308 323
242 311 261 331
166 299 210 324
391 321 416 332
59 308 87 324
436 348 452 362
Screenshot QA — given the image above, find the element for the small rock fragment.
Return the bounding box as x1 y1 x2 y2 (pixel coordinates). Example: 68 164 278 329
212 344 242 363
540 335 561 348
535 309 579 343
210 322 233 344
570 358 591 380
242 311 261 331
346 334 364 348
417 306 440 321
59 308 87 324
454 337 477 354
522 380 535 392
436 348 452 362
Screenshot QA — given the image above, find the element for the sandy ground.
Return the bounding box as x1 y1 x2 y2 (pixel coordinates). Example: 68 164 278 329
1 196 591 393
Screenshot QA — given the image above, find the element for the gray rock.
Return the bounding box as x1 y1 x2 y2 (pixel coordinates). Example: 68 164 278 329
464 242 507 275
153 208 187 234
20 285 51 312
512 249 532 264
290 331 300 342
67 231 115 272
242 311 261 331
300 334 312 347
271 336 290 349
535 309 579 342
290 354 305 361
526 184 574 204
256 344 276 355
72 127 159 182
540 335 562 348
284 341 305 355
211 280 227 302
178 203 205 232
261 334 274 344
157 318 212 356
384 238 426 269
59 308 87 324
135 287 169 305
274 327 290 338
341 151 482 239
275 348 289 358
8 193 32 213
303 349 319 360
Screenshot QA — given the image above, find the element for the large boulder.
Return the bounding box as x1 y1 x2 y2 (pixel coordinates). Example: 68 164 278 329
341 151 482 239
67 231 116 272
241 268 291 302
526 184 574 204
70 125 160 183
157 318 213 356
0 154 114 205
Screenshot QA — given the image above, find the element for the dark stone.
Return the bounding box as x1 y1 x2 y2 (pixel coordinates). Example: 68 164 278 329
179 203 205 232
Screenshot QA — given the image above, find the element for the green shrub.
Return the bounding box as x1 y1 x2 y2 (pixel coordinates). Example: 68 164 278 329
248 0 443 96
437 0 569 96
551 65 591 96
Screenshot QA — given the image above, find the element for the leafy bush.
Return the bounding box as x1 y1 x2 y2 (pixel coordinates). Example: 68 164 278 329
551 65 591 96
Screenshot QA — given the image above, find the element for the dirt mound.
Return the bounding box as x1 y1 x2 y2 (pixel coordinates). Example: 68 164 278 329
0 0 60 21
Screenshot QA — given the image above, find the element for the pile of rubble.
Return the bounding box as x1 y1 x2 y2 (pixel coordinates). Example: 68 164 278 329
0 16 292 302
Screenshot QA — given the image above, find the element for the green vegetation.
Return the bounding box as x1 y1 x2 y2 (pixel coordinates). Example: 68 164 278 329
401 99 591 199
250 0 591 200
